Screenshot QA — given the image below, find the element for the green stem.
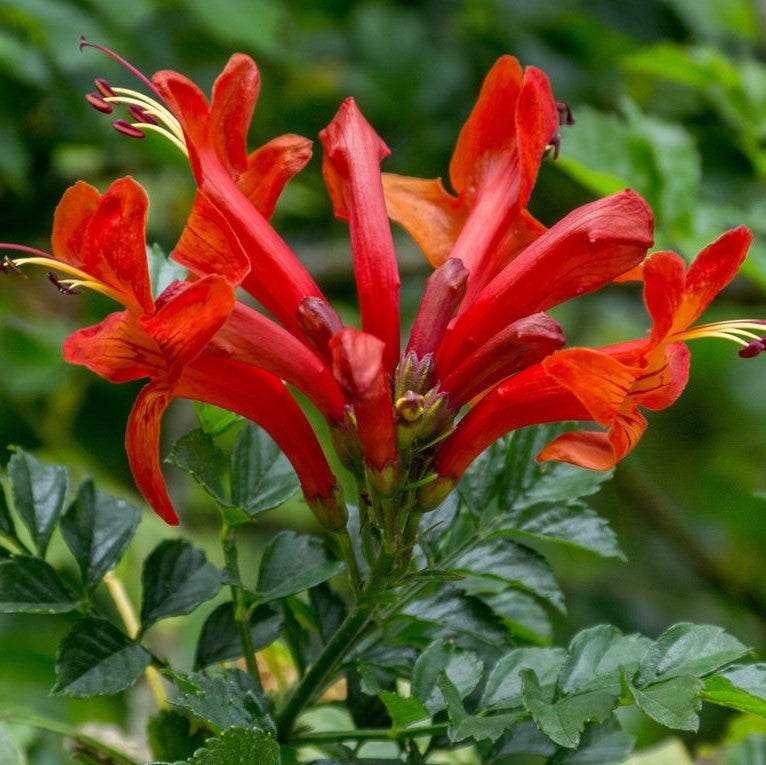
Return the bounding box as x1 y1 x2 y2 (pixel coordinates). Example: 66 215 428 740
276 550 395 741
336 527 362 593
221 522 263 694
291 722 449 745
1 712 140 765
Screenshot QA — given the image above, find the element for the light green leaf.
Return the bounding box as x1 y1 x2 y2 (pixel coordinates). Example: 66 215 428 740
702 664 766 716
635 623 750 686
521 669 619 749
411 639 483 714
625 674 703 731
53 617 151 697
192 402 241 437
377 691 429 729
482 647 566 710
147 243 188 298
255 531 343 602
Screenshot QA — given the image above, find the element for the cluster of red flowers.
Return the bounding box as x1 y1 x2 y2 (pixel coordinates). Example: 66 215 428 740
2 45 763 546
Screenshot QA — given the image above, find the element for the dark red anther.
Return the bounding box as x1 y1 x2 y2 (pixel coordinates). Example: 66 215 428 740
112 119 146 139
556 100 575 126
127 104 158 126
47 273 83 295
86 92 113 114
1 256 26 278
739 336 766 358
94 78 116 98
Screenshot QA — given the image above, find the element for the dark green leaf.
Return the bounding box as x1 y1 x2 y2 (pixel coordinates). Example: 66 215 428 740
450 537 565 612
0 555 77 613
487 720 558 762
141 540 223 630
552 719 635 764
411 639 483 714
147 709 207 763
400 587 508 647
166 428 228 507
53 616 151 697
0 482 19 544
186 727 279 765
635 623 750 686
193 401 242 437
230 422 300 516
558 625 650 695
166 668 270 733
478 589 552 645
60 479 141 591
195 601 283 669
625 673 703 731
255 531 344 601
8 448 69 556
500 502 624 560
482 647 567 710
521 670 619 749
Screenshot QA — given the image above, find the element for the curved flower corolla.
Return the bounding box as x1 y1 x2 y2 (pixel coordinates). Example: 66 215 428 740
149 51 326 336
382 55 560 304
429 226 762 502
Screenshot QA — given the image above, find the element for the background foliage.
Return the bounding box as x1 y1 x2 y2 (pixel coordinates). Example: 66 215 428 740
1 0 765 761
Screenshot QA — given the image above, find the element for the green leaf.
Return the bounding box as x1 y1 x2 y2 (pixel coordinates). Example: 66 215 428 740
147 709 207 763
186 727 279 765
230 422 300 516
140 539 223 630
195 601 283 669
193 401 241 436
411 639 483 714
166 668 270 733
255 531 344 601
60 479 141 591
479 589 552 645
625 674 703 731
722 733 766 765
552 719 636 764
702 664 766 716
53 616 151 697
558 625 651 695
400 587 509 647
147 242 188 298
521 670 619 749
7 448 69 556
0 555 77 613
500 503 624 560
482 647 567 710
635 623 750 686
377 691 429 729
166 428 229 508
0 482 20 545
0 722 24 765
450 537 565 612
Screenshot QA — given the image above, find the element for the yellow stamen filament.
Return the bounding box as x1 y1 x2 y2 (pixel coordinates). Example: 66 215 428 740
107 87 188 156
674 320 766 348
12 257 127 305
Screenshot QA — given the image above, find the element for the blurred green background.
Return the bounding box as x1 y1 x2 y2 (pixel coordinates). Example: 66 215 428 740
1 0 766 760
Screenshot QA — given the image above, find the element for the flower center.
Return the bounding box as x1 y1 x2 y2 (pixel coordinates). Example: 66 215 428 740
80 37 187 156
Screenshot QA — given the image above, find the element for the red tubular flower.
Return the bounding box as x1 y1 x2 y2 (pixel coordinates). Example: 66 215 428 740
382 56 559 302
434 189 654 376
151 54 325 336
431 226 759 490
321 99 401 376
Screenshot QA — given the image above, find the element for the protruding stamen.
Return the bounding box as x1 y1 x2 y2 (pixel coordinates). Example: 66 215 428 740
79 36 159 96
86 92 113 114
739 335 766 358
47 273 83 295
113 119 146 139
94 78 117 98
545 101 575 160
1 255 26 277
127 104 158 126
